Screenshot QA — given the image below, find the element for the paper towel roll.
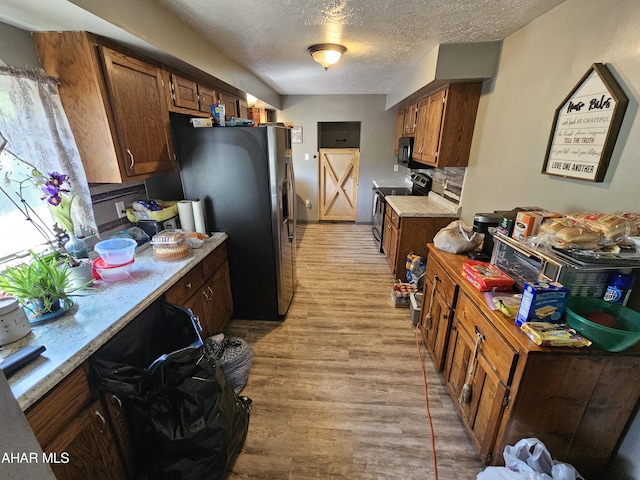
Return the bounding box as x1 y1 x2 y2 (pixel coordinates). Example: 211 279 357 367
178 200 195 232
192 199 206 234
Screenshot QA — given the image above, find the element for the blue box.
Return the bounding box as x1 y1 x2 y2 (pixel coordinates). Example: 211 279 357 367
516 281 569 326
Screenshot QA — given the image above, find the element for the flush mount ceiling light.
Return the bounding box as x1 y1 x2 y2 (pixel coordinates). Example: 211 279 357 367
308 43 347 70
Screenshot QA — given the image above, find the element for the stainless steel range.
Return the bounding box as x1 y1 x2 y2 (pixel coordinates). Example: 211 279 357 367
371 173 432 252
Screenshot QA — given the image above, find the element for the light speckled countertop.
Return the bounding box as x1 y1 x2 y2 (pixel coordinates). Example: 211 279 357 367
385 192 460 218
6 233 227 411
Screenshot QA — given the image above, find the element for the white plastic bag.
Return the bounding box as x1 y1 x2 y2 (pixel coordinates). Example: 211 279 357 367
503 438 584 480
433 220 483 254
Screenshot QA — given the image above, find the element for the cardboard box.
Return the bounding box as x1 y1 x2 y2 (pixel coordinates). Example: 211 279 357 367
512 211 563 240
497 207 544 237
515 281 569 326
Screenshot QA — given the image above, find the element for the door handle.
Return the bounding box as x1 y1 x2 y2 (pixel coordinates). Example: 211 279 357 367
126 149 135 169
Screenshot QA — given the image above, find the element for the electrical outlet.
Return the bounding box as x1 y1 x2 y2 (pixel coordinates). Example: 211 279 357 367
115 201 126 219
393 164 399 172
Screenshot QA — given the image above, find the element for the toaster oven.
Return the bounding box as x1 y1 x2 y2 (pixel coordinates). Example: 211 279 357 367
490 232 628 297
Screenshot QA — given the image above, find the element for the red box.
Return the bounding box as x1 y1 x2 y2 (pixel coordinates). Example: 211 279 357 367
462 260 515 292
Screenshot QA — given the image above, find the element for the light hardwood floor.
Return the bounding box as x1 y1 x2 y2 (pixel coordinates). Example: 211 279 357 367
225 223 484 479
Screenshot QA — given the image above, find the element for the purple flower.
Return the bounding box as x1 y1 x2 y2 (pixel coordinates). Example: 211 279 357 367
41 172 70 207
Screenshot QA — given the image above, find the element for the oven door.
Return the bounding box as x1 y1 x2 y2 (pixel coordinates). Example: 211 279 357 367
372 188 385 253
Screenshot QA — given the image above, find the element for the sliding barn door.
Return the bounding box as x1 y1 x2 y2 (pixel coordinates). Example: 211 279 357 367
318 148 360 221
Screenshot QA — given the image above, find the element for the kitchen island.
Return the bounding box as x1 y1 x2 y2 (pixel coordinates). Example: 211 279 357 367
7 232 228 411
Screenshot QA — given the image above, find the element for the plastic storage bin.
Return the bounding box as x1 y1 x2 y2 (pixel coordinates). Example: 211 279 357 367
94 238 137 266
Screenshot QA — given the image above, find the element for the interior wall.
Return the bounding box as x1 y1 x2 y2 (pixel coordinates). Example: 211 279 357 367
461 0 640 224
277 95 407 223
463 0 640 477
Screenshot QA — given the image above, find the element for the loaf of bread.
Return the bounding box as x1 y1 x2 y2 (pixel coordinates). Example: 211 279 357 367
568 213 638 239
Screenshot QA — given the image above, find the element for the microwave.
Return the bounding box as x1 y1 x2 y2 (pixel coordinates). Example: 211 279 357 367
490 232 627 297
397 137 424 169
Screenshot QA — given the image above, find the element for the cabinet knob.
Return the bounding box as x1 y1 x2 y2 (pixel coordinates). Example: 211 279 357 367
185 282 192 289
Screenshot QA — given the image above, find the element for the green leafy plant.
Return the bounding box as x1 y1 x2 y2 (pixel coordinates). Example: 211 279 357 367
0 250 89 316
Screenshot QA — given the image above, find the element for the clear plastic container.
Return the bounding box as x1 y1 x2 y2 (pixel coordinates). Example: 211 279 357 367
94 238 137 266
151 229 189 261
93 258 134 282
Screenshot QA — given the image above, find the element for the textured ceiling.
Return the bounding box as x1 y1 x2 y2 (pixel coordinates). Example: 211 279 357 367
154 0 566 95
0 0 566 97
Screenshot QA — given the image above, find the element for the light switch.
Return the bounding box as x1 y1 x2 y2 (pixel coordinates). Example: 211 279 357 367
304 153 310 160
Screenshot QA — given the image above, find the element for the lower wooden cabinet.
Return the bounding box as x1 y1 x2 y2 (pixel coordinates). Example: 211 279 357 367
164 242 233 338
425 245 640 477
382 203 456 280
26 367 129 479
25 243 233 478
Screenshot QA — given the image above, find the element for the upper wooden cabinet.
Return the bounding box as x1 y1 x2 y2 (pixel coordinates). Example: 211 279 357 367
218 91 239 118
403 101 418 136
33 31 176 183
237 97 248 119
394 108 405 156
166 72 217 116
412 83 482 168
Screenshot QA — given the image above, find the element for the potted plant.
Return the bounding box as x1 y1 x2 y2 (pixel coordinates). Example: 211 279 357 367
0 250 90 317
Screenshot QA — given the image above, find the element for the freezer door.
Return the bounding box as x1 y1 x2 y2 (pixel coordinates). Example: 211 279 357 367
278 157 296 315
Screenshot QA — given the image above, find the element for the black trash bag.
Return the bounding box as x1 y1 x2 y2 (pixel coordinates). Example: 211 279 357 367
89 299 251 480
135 348 251 480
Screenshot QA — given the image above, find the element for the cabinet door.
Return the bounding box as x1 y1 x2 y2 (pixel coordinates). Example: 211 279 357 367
403 102 418 136
198 85 217 113
443 293 517 463
394 108 405 156
419 276 453 371
171 74 199 110
237 97 248 119
208 261 233 334
100 47 176 178
102 393 137 479
219 92 239 117
420 89 446 166
45 399 126 480
412 96 430 163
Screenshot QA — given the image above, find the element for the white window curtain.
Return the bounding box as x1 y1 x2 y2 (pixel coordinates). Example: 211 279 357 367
0 59 97 235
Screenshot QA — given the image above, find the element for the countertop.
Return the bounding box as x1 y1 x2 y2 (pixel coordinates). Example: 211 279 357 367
385 191 460 218
5 233 227 411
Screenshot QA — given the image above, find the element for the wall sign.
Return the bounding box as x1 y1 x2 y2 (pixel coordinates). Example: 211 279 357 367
291 126 303 144
542 63 628 182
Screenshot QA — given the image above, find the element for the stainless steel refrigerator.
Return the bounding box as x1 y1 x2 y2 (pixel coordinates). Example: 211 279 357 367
173 125 296 320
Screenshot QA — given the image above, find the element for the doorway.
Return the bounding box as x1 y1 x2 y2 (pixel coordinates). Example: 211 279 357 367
317 122 361 222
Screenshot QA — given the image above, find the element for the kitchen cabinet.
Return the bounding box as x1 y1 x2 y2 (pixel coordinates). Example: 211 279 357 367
424 245 640 477
164 242 232 337
394 107 406 156
33 31 176 183
218 91 239 118
403 101 419 136
237 97 249 119
167 72 217 115
412 83 482 168
382 203 456 280
26 367 129 479
419 253 459 371
443 292 517 462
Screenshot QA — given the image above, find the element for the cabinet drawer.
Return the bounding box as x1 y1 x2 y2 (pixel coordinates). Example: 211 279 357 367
455 293 517 385
164 263 204 306
426 256 458 308
385 203 400 229
201 243 227 279
27 366 92 448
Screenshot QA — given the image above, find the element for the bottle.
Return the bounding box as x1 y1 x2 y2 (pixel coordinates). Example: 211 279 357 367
603 269 636 306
